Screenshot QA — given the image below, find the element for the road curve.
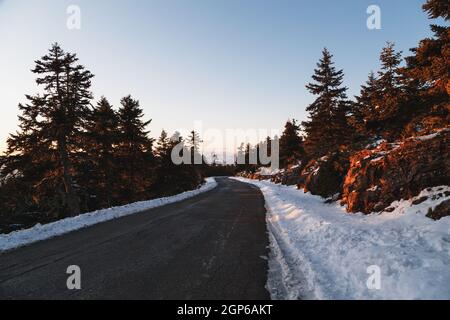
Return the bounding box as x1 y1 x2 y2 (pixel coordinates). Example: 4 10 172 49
0 177 269 300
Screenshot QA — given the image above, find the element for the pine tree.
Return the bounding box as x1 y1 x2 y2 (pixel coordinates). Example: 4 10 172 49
187 130 203 165
211 153 219 166
3 43 94 217
350 72 380 138
279 120 304 168
153 130 173 194
353 43 406 140
399 1 449 134
116 95 154 202
82 97 120 208
265 136 272 158
235 143 246 171
405 0 449 98
423 0 450 20
376 42 405 119
154 130 171 158
302 48 352 158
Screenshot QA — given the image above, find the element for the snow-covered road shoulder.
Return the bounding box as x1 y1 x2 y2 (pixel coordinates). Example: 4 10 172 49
0 178 217 253
232 177 450 300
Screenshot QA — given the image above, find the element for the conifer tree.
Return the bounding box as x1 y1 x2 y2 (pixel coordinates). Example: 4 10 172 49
350 72 379 138
187 130 203 165
405 1 449 99
302 48 352 158
376 42 405 119
116 95 154 201
265 136 272 158
235 143 246 172
399 0 449 134
352 43 406 140
211 152 219 166
279 120 304 168
152 130 172 194
83 97 120 208
3 43 94 217
422 0 450 20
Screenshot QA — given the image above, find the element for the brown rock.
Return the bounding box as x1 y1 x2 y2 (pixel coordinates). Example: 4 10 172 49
342 129 450 214
427 200 450 220
301 151 350 198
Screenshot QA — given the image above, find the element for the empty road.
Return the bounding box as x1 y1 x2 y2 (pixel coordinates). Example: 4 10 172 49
0 178 269 300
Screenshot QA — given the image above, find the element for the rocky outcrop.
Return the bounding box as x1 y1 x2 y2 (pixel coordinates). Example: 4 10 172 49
238 165 305 186
299 151 350 198
236 128 449 217
341 128 450 213
272 165 303 186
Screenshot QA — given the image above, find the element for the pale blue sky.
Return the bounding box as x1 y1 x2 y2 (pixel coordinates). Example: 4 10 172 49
0 0 439 154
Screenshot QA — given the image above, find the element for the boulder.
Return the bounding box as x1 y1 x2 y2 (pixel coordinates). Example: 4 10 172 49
427 199 450 220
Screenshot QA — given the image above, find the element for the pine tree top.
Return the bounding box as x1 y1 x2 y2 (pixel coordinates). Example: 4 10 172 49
423 0 450 20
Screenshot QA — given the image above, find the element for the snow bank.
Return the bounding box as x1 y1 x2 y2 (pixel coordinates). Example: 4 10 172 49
257 167 282 176
232 177 450 300
0 178 217 252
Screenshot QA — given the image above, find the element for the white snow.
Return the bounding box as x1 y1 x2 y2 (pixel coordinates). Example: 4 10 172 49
257 167 281 176
232 177 450 300
370 156 385 163
366 138 386 149
413 127 449 141
0 178 217 252
416 132 439 141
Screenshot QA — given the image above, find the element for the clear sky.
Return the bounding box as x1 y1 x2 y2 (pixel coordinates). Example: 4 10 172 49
0 0 438 157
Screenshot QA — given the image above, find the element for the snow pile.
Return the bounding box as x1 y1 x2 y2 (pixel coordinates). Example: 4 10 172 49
258 167 282 176
233 177 450 300
0 178 217 252
413 127 450 142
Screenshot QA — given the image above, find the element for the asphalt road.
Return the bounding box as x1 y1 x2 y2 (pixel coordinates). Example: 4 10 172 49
0 177 270 300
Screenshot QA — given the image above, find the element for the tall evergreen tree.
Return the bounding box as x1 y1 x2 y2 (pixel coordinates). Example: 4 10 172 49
152 130 172 195
422 0 450 20
302 48 352 158
245 143 252 168
265 136 272 158
350 72 379 138
352 43 406 140
82 97 120 208
187 130 203 165
235 143 246 171
399 0 449 134
279 120 304 168
3 43 93 217
376 42 405 118
116 95 154 202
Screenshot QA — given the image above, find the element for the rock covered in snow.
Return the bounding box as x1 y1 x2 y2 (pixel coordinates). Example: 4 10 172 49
342 128 450 214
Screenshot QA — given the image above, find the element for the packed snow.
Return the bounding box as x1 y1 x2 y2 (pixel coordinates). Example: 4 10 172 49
0 178 217 252
233 177 450 300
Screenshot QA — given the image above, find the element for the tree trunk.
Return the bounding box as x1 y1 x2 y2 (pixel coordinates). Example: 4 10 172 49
58 136 80 216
